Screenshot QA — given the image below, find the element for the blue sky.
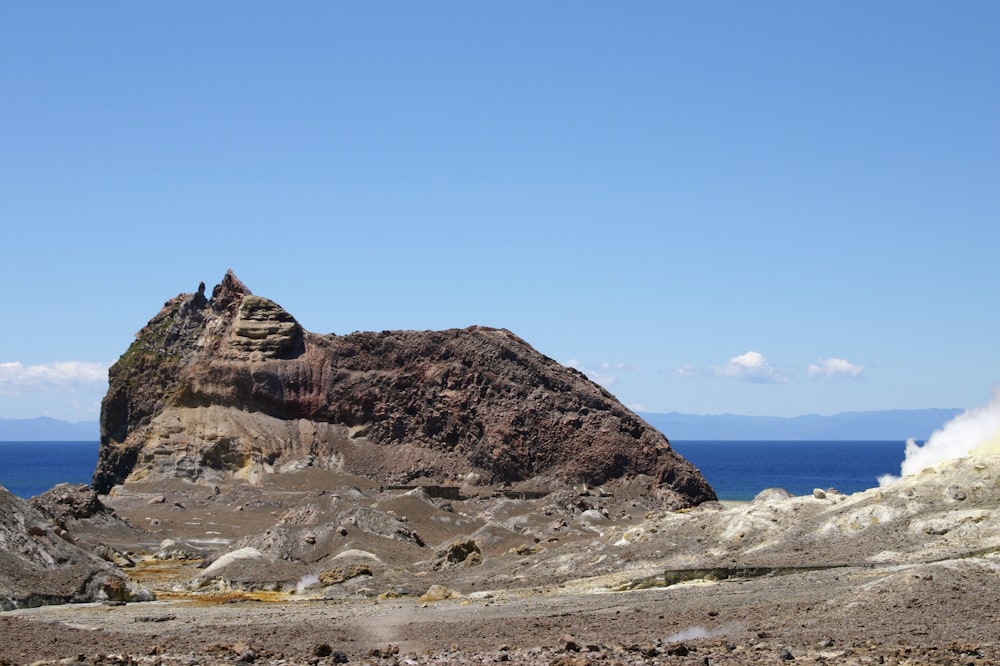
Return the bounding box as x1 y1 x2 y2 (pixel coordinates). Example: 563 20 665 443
1 3 997 422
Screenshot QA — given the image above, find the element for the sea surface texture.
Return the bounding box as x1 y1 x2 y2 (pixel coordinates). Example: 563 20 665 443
672 440 907 501
0 441 99 498
0 440 906 501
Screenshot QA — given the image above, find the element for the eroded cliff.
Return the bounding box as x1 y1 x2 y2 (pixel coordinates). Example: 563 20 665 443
94 271 715 507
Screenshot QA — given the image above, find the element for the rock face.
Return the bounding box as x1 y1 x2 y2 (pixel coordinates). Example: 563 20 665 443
94 271 715 507
0 485 150 610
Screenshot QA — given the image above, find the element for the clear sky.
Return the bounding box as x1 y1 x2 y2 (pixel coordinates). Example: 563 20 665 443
1 3 997 422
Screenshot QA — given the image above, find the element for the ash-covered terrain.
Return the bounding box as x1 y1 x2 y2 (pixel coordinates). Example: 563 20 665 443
3 274 999 665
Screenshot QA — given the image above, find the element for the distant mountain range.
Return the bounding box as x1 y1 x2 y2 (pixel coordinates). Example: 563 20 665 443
0 418 100 441
638 408 963 441
0 408 962 442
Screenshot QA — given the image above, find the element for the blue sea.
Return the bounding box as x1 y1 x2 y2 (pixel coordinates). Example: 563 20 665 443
0 441 100 499
671 440 907 501
0 440 908 501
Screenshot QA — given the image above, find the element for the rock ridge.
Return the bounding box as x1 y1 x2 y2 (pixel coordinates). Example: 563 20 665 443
0 484 151 610
94 271 715 507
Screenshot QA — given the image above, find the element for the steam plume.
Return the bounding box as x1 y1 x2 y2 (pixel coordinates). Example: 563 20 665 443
879 388 1000 485
295 573 319 594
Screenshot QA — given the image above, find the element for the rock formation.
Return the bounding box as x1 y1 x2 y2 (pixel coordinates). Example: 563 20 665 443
0 484 151 610
94 271 715 507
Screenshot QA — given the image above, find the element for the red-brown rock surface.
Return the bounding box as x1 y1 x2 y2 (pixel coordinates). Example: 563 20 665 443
94 271 715 507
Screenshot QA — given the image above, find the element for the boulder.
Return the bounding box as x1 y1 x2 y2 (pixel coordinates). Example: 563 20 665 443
434 538 482 569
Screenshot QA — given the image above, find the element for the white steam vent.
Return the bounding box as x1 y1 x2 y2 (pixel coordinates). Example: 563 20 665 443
879 388 1000 486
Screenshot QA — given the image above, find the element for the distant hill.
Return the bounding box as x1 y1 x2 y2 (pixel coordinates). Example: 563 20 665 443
639 409 963 441
0 417 99 441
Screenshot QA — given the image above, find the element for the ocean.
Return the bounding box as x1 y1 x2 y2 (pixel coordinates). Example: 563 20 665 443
0 441 100 499
671 440 907 501
0 440 908 502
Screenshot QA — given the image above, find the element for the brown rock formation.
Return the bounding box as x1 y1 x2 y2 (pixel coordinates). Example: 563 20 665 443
94 271 715 507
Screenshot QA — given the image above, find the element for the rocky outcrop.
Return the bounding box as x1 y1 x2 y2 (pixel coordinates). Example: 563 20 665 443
94 271 715 507
614 452 1000 575
0 485 151 610
29 483 143 556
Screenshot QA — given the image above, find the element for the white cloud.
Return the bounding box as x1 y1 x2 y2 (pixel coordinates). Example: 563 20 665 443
807 357 865 381
564 359 636 389
674 364 697 379
0 361 109 396
713 351 788 384
591 372 620 388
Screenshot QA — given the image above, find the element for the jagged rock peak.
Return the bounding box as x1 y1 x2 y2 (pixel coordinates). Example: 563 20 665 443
95 274 717 508
210 269 253 313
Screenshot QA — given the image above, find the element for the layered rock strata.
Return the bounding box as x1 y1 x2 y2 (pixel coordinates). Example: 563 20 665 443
94 271 715 507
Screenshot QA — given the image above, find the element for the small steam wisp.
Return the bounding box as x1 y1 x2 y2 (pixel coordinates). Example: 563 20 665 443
879 388 1000 486
664 624 740 642
295 573 319 595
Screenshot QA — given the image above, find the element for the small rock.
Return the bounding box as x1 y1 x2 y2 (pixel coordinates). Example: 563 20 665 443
780 647 795 660
665 644 689 656
419 584 459 602
640 644 660 657
511 543 541 556
368 645 398 659
561 634 580 652
812 488 827 499
947 485 968 501
100 575 131 602
579 509 608 523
